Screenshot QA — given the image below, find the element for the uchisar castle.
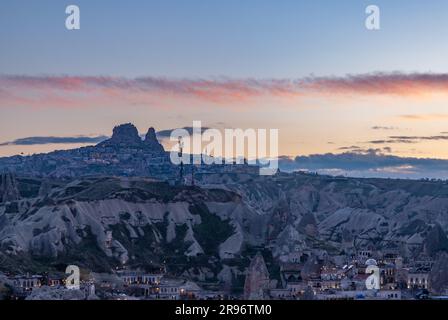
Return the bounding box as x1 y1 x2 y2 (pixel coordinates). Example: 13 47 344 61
0 123 258 182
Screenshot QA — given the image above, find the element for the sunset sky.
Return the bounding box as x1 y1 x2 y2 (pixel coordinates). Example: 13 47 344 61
2 0 448 178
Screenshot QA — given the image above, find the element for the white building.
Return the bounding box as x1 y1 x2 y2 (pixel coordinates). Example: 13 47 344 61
119 271 162 286
407 273 430 290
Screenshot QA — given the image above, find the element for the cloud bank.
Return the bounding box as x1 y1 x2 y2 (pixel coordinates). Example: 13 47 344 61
3 72 448 108
278 150 448 179
366 134 448 145
156 126 211 139
0 136 108 146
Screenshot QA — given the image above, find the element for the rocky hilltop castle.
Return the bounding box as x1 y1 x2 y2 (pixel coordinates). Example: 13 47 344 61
0 123 259 182
0 123 174 179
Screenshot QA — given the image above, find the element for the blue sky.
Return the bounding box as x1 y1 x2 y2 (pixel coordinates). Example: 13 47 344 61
2 0 448 77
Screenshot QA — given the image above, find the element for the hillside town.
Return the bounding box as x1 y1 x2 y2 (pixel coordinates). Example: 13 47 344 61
1 248 447 300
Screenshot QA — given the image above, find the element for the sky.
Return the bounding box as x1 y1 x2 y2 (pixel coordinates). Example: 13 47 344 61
2 0 448 178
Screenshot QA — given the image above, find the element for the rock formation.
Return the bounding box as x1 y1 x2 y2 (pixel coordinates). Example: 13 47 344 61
143 127 165 152
98 123 165 152
429 252 448 294
424 223 448 256
298 212 318 237
243 252 270 300
25 286 86 300
0 172 20 203
38 180 52 198
100 123 142 147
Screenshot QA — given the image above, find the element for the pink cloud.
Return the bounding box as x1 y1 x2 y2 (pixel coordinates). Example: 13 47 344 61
303 72 448 96
2 72 448 109
0 76 302 108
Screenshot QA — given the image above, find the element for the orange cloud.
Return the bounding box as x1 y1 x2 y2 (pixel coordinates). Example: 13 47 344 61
3 72 448 109
397 114 448 121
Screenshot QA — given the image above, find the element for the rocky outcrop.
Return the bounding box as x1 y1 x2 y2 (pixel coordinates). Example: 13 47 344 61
25 286 86 300
0 273 13 299
38 180 52 198
273 225 306 260
218 222 243 259
424 224 448 256
100 123 142 147
218 265 241 291
0 173 20 203
297 212 318 237
429 252 448 294
98 124 164 153
144 127 164 152
301 255 323 280
243 252 270 300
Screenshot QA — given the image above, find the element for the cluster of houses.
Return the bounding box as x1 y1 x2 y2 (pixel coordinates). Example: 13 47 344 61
3 273 95 300
1 247 445 300
246 248 441 300
1 269 226 300
117 271 221 300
